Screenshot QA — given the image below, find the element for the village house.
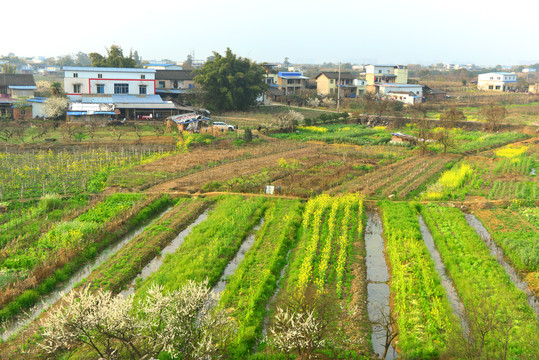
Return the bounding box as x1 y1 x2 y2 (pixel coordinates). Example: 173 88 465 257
528 83 539 95
477 72 518 91
63 66 183 121
365 64 408 92
315 72 358 98
276 72 309 95
155 70 197 95
0 74 36 120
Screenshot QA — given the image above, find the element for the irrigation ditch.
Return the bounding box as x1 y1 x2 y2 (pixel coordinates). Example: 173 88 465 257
365 210 396 360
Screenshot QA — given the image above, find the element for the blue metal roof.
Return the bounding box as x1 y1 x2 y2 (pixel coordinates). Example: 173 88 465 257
8 85 37 90
112 95 165 104
27 97 46 103
278 72 303 77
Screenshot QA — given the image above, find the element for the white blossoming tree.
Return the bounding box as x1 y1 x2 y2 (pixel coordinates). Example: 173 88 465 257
268 306 325 358
43 97 68 119
40 280 235 360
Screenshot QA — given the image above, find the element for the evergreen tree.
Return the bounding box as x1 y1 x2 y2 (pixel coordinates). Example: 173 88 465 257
194 48 267 111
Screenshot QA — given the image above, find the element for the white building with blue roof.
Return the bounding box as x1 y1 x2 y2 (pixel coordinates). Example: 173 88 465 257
477 72 518 91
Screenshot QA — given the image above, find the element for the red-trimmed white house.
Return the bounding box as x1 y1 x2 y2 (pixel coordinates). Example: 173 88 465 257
63 66 156 96
62 67 184 121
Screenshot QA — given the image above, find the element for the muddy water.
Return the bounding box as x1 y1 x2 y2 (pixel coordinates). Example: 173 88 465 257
465 214 539 317
365 211 396 360
212 218 265 296
120 209 210 297
0 206 173 341
418 215 469 334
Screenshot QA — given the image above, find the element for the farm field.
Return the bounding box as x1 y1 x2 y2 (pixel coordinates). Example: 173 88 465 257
259 194 371 359
0 111 537 359
473 207 539 296
0 146 171 200
0 193 168 324
379 201 456 359
420 204 539 359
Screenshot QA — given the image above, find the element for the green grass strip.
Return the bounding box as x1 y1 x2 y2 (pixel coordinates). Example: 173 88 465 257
380 201 455 359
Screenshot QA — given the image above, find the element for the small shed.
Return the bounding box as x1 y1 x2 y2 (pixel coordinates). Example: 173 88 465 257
170 112 210 133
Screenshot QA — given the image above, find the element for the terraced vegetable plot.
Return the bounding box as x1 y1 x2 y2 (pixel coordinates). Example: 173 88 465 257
134 195 267 296
379 202 456 359
0 147 170 200
420 204 539 359
473 207 539 296
0 193 164 323
331 155 453 199
272 123 392 146
218 199 302 357
262 194 371 358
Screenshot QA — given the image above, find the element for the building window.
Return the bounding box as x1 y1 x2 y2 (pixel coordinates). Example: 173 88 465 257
139 85 147 94
173 81 178 89
19 109 26 116
73 84 81 93
114 83 129 94
495 85 501 90
73 73 78 78
159 81 165 88
489 85 494 90
330 79 334 84
98 74 103 79
96 84 104 94
141 75 146 79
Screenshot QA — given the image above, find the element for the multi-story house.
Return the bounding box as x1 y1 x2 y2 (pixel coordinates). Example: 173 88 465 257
276 72 309 95
477 72 518 91
63 66 181 121
315 72 357 98
365 64 408 92
64 66 156 96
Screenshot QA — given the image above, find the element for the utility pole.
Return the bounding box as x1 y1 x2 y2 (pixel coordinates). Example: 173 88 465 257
337 62 341 113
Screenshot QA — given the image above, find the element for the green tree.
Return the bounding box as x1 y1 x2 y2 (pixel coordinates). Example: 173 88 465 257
89 45 137 68
194 48 267 111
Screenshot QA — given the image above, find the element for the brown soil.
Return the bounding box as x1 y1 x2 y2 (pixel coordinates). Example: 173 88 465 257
146 145 321 194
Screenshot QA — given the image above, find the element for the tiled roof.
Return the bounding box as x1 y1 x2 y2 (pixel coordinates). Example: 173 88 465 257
155 70 196 81
0 74 36 87
315 72 355 80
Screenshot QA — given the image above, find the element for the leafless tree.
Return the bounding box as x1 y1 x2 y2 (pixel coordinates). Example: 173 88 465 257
480 104 508 132
371 307 399 360
440 106 466 128
415 119 432 155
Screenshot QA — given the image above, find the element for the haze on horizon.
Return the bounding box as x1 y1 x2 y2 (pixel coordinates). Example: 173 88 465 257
3 0 538 66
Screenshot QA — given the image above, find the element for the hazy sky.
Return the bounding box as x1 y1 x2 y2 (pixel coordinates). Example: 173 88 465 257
3 0 538 66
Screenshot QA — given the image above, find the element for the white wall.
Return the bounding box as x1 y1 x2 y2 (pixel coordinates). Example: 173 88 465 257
64 67 155 95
